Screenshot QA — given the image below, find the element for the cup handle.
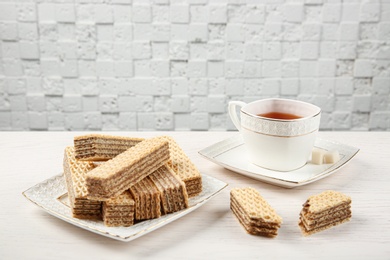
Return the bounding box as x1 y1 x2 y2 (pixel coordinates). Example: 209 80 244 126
228 101 247 131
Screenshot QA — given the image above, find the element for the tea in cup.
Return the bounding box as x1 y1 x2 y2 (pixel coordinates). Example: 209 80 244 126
228 98 321 171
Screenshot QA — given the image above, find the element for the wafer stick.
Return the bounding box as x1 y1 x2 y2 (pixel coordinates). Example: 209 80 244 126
63 146 102 220
102 191 135 227
161 136 202 197
149 165 189 214
74 134 144 161
230 187 282 237
86 137 170 200
130 177 161 220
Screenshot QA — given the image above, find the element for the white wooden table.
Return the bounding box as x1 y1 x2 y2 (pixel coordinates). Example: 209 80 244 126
1 131 389 259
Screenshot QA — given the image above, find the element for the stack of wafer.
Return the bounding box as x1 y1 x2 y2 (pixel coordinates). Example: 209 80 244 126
63 134 197 227
74 134 144 161
129 176 162 220
73 134 202 198
149 165 189 214
86 137 170 201
299 190 351 236
230 188 282 237
161 136 202 197
63 146 102 220
102 191 135 227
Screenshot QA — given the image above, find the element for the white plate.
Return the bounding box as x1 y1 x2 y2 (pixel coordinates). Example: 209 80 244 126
199 135 359 188
23 173 227 242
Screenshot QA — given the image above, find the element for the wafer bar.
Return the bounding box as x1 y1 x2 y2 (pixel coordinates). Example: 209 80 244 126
75 134 202 197
130 177 161 220
161 136 202 197
299 190 351 236
230 188 282 237
102 191 135 227
149 165 189 214
63 146 102 220
86 137 170 200
231 205 278 237
74 134 144 161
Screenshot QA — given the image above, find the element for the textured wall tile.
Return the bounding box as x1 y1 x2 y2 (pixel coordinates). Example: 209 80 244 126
342 3 360 22
83 96 99 111
64 112 84 130
209 4 227 24
133 4 151 23
118 112 137 130
188 24 208 42
359 3 380 23
99 95 118 112
335 77 353 95
28 111 48 130
369 112 390 130
155 112 173 130
9 95 27 111
94 4 113 24
137 112 155 130
354 59 373 77
174 113 191 130
101 113 119 130
6 77 26 95
38 3 56 21
84 111 102 130
0 1 389 131
18 3 36 22
56 4 76 23
372 78 390 95
63 94 82 112
1 22 19 40
322 4 341 23
190 112 209 130
170 4 189 24
283 3 303 23
0 111 11 129
11 111 28 130
0 3 17 21
18 22 38 41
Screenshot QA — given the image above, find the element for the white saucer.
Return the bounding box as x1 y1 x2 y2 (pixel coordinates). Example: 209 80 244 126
199 135 359 188
23 173 227 242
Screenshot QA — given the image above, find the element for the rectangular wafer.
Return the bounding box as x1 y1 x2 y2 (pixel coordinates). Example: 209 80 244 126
75 134 202 198
130 177 161 220
63 146 102 220
74 134 144 161
149 164 189 214
86 137 170 200
102 191 135 227
230 187 282 237
161 136 202 197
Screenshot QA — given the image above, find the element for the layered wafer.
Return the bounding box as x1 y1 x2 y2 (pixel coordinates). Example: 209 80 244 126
74 134 144 161
230 188 282 237
63 146 102 220
299 190 352 236
161 136 202 197
102 191 135 227
149 165 189 214
86 137 170 200
75 134 202 198
130 177 161 220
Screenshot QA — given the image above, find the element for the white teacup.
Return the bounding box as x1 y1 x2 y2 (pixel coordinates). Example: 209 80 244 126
228 98 321 171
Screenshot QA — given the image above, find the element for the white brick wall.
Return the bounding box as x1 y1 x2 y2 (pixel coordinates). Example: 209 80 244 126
0 0 389 131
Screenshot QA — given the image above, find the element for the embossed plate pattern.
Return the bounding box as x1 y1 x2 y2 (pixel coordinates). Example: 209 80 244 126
23 173 227 242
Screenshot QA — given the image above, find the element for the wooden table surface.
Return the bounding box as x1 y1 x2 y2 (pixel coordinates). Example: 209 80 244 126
1 131 389 259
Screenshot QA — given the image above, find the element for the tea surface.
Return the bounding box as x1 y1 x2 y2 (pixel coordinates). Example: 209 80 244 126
257 112 302 120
